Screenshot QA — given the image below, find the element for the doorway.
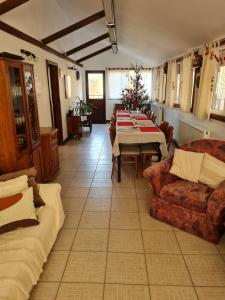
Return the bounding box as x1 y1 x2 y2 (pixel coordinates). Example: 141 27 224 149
86 70 106 123
46 60 63 144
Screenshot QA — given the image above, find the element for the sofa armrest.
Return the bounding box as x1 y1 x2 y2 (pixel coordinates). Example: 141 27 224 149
38 183 65 229
143 159 178 196
207 180 225 226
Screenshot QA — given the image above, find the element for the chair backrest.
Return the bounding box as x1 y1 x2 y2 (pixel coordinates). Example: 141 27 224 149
159 121 169 134
109 125 116 146
165 125 174 151
151 112 157 124
181 139 225 162
110 115 116 127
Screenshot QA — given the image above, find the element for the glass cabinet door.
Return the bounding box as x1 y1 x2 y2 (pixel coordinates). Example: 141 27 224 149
24 65 40 147
8 66 28 153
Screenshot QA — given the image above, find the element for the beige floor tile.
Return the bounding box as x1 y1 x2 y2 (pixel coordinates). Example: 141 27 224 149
62 197 86 211
150 286 198 300
140 213 172 231
79 212 110 228
84 198 111 211
96 164 112 171
136 188 151 200
108 230 144 253
63 212 82 228
94 170 112 179
137 199 150 213
70 179 92 187
111 198 138 212
74 170 95 179
73 229 108 251
98 159 112 164
104 284 150 300
53 177 72 187
184 254 225 286
62 252 106 283
110 213 140 229
143 231 181 254
57 171 76 179
135 178 149 188
65 187 90 198
112 177 135 188
196 287 225 300
106 253 148 284
80 159 99 165
53 229 76 250
77 165 97 171
216 234 225 254
146 254 192 286
112 188 136 199
30 282 59 300
91 179 113 187
175 231 219 254
88 187 112 198
56 283 104 300
40 251 69 282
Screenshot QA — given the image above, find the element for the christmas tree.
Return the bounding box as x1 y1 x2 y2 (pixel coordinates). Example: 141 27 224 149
121 64 149 109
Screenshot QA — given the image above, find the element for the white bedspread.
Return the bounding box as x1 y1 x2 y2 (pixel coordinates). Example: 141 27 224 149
0 183 65 300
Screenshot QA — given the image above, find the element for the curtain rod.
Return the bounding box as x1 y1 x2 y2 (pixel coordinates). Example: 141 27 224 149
106 67 152 70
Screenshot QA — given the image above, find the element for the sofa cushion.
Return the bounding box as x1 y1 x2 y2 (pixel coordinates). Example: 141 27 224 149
199 153 225 189
170 149 204 183
160 180 213 213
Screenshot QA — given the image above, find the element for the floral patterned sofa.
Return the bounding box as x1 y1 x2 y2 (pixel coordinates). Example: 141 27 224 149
143 139 225 243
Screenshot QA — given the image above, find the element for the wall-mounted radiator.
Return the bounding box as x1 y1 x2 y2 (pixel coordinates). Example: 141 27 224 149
151 102 163 123
179 120 210 146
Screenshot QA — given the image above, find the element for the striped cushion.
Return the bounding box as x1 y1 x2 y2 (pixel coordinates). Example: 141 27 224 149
0 175 28 197
199 153 225 189
0 187 39 234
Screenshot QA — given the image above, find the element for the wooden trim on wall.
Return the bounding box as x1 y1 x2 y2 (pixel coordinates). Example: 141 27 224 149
42 10 105 44
0 20 82 67
0 0 30 15
210 113 225 123
77 45 112 63
65 33 109 56
106 67 152 70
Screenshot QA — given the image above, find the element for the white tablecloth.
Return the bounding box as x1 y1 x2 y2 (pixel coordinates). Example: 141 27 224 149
112 120 169 158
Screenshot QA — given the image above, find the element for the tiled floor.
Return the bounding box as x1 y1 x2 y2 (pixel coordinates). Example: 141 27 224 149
30 124 225 300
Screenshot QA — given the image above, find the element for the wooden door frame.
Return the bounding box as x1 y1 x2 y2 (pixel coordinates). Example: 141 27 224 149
85 70 106 123
46 60 63 144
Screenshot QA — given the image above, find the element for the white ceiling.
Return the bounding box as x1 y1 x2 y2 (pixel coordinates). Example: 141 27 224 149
1 0 225 66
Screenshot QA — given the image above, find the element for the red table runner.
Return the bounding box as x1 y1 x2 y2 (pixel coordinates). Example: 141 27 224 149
117 114 130 117
134 117 149 120
117 121 133 126
139 127 160 132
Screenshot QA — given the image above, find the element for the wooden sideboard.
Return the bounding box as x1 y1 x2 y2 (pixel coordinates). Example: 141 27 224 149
40 127 59 182
67 114 82 139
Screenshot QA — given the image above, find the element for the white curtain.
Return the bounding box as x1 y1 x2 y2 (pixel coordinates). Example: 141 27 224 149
165 59 177 107
195 43 219 119
158 64 165 103
151 68 158 100
180 53 194 112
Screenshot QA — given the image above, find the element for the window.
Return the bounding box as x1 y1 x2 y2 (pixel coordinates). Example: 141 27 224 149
175 64 181 104
211 65 225 115
107 69 152 99
87 73 104 99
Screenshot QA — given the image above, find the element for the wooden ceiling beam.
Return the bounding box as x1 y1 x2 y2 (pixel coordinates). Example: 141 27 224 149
0 21 83 67
77 45 111 63
65 33 109 56
42 10 105 45
0 0 30 15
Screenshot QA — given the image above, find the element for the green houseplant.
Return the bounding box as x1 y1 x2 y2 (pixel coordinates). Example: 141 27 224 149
69 97 95 116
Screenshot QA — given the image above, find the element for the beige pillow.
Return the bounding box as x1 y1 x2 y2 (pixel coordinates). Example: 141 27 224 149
0 175 28 197
0 187 39 234
170 149 204 183
199 153 225 189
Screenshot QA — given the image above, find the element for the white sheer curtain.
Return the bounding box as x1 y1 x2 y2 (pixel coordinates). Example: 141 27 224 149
195 43 219 119
141 70 152 99
165 60 177 107
180 53 194 112
151 68 158 100
158 64 165 103
107 69 132 99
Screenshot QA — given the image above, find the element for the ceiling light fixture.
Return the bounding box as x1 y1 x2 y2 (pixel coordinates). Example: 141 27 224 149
102 0 118 54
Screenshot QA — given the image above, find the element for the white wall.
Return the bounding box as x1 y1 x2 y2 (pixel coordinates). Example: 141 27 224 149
163 105 225 143
0 31 83 140
82 50 146 120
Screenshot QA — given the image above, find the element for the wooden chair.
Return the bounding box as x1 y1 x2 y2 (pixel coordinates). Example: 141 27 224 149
159 121 169 134
140 125 174 172
151 112 157 123
109 125 141 178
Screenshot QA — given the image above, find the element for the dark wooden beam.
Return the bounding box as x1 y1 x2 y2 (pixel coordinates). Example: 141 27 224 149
42 10 105 45
65 33 109 56
0 21 82 66
0 0 30 15
77 45 111 63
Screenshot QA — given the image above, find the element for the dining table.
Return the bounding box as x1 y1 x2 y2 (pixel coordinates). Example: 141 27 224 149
113 110 169 182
